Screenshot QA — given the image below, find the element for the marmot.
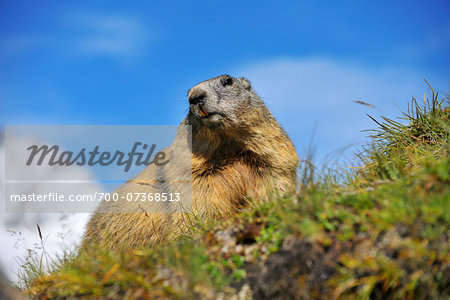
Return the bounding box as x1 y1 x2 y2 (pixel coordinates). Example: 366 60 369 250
82 75 298 252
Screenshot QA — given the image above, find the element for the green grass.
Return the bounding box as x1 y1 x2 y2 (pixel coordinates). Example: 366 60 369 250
24 84 449 299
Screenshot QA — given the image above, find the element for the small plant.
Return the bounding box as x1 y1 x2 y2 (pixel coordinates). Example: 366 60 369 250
356 80 449 182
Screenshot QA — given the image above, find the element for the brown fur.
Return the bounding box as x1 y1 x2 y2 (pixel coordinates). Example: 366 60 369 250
82 75 298 252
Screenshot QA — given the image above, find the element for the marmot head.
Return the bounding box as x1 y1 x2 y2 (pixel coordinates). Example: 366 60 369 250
187 75 265 130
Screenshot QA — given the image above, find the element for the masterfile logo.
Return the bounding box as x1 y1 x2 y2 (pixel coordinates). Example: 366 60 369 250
25 142 169 172
4 125 192 213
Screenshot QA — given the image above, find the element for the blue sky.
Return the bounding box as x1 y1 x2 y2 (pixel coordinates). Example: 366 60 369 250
1 0 449 162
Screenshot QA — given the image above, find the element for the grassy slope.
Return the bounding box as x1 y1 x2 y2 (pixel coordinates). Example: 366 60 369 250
25 87 449 299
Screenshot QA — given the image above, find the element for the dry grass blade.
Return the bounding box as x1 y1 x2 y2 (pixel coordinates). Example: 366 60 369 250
352 100 375 108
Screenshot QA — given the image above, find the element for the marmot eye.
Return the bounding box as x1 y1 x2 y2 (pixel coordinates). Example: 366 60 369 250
222 77 233 87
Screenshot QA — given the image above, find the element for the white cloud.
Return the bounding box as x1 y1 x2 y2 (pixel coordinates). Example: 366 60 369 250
70 13 151 61
234 57 447 162
0 35 46 59
0 13 152 64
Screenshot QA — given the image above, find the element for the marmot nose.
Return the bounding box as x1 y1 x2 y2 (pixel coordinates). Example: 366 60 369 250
189 90 207 105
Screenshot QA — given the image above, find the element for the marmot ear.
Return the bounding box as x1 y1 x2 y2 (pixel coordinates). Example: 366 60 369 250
240 77 251 90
